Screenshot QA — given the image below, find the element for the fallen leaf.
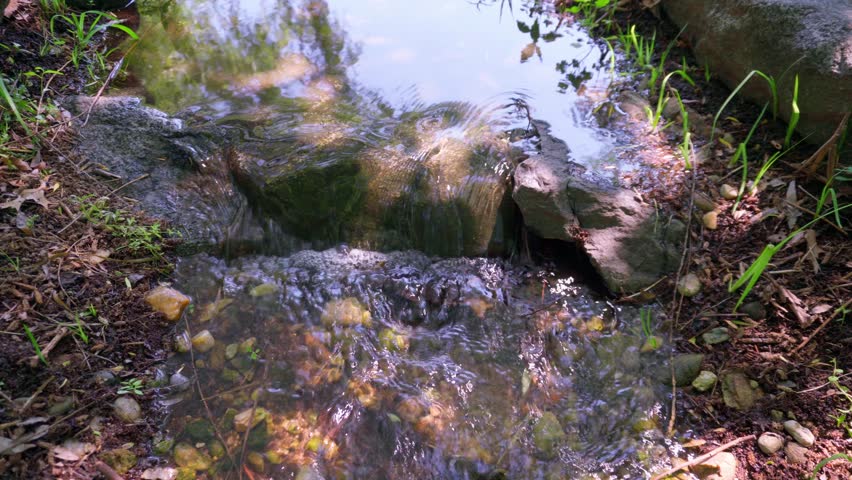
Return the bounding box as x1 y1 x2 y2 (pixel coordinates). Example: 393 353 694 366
778 286 812 328
197 298 234 323
84 249 111 265
803 229 823 274
811 304 832 315
785 180 800 230
0 188 50 212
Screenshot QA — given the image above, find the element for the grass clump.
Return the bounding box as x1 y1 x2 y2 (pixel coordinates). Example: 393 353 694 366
76 195 176 260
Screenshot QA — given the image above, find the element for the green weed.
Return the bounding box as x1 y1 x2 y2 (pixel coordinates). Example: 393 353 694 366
76 196 173 260
0 74 33 136
645 69 694 131
827 359 852 438
49 10 138 68
672 89 693 169
0 250 21 272
784 74 800 147
728 203 852 310
118 378 144 396
810 453 851 480
712 69 778 141
640 308 657 349
23 324 48 366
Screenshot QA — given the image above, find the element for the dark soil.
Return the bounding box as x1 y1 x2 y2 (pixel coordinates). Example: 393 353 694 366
596 2 852 479
1 3 175 479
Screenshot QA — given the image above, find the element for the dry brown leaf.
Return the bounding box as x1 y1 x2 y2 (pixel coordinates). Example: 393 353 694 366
803 229 823 274
785 180 800 230
0 188 50 212
778 286 812 328
811 304 833 315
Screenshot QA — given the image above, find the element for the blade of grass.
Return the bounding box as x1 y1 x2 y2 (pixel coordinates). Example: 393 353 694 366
784 74 800 147
0 74 33 136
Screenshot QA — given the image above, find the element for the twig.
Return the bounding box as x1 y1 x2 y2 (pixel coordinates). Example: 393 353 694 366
792 298 852 355
650 434 756 480
20 377 53 414
95 460 125 480
107 174 149 197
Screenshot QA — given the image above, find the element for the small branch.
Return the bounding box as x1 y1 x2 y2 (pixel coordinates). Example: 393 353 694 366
651 434 756 480
94 460 125 480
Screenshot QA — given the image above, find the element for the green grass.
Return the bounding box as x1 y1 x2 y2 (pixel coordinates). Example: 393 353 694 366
49 10 138 68
671 89 693 169
0 74 33 137
784 74 800 147
76 196 174 260
23 325 48 366
640 308 657 348
811 453 851 480
729 203 852 310
712 69 778 141
645 69 694 131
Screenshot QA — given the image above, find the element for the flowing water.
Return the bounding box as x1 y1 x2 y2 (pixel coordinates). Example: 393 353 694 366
123 1 676 478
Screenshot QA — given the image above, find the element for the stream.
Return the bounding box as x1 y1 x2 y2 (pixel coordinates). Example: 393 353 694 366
121 1 678 478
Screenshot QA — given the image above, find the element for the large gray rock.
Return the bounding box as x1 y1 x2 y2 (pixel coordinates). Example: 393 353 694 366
513 122 681 293
230 103 516 257
662 0 852 144
68 96 263 254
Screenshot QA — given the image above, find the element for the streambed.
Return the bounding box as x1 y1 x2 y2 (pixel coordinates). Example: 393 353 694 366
118 0 680 478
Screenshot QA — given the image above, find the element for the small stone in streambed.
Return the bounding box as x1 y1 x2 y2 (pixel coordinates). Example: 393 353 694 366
225 343 238 360
101 448 137 475
173 443 212 471
702 211 718 230
191 330 215 353
640 335 664 352
785 442 809 464
113 396 142 423
657 354 704 387
145 286 191 322
720 184 738 200
692 192 717 212
783 420 815 447
250 282 279 297
740 301 766 320
692 370 718 392
721 372 763 410
170 372 190 391
174 332 191 353
770 410 785 422
533 411 566 459
234 407 269 432
757 432 785 455
586 315 605 332
48 396 74 416
153 438 174 456
692 451 736 480
93 370 116 385
295 466 326 480
184 419 214 442
141 467 178 480
702 327 730 345
677 273 702 297
247 451 265 471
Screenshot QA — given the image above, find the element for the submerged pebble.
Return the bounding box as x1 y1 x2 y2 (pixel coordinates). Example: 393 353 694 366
191 330 215 353
113 396 142 423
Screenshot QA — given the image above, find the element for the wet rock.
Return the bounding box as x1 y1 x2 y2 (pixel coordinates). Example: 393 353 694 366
113 396 142 423
48 396 74 416
740 301 766 320
721 372 763 410
702 327 730 345
783 420 815 447
585 315 605 332
101 448 137 475
692 192 717 212
250 282 279 297
173 443 211 471
702 211 718 230
657 354 704 387
191 330 215 353
66 96 258 253
184 419 214 442
513 121 681 293
170 372 190 391
208 440 225 459
692 370 718 392
692 451 736 480
677 273 702 297
295 466 326 480
93 370 116 385
662 0 851 144
141 467 178 480
720 184 738 200
247 451 265 471
757 432 785 455
771 410 785 422
231 111 515 256
153 438 175 456
640 335 664 353
174 332 191 353
225 343 238 360
146 286 191 322
785 442 808 464
234 407 268 432
532 411 566 459
321 298 372 327
378 328 410 352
